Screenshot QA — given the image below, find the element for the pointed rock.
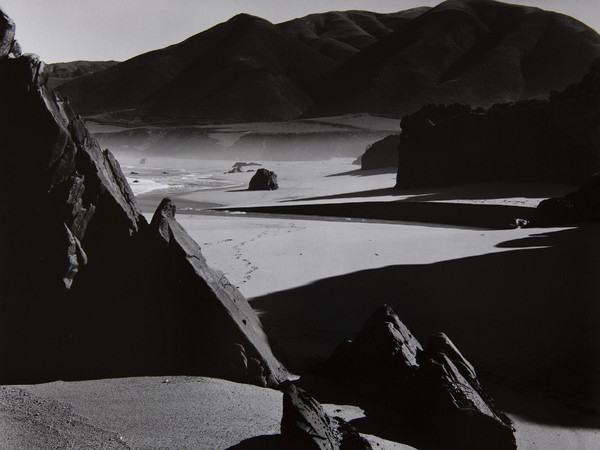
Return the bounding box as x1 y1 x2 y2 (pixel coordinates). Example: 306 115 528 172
281 382 372 450
318 305 516 449
0 9 288 386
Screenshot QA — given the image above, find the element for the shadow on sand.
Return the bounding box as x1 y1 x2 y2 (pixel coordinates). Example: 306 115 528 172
228 200 535 229
252 226 600 427
325 167 398 177
283 183 574 204
226 435 284 449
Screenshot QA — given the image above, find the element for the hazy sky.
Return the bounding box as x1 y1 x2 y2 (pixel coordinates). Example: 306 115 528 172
2 0 599 62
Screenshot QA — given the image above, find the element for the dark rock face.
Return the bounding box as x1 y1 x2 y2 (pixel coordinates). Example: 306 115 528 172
281 382 372 450
360 134 400 170
318 305 516 450
249 168 279 190
0 11 16 58
533 173 600 226
396 58 600 188
0 11 287 387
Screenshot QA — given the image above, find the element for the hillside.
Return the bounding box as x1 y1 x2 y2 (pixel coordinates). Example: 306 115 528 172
53 1 600 126
45 60 118 89
57 13 335 124
307 0 600 117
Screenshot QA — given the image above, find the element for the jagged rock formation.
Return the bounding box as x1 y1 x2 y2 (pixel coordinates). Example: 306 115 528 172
395 57 600 187
0 11 17 58
317 305 516 450
281 382 372 450
52 1 600 125
533 173 600 226
249 168 279 190
0 10 287 387
360 134 400 170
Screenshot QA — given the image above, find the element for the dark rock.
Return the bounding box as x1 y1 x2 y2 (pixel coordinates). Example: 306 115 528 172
280 382 372 450
321 305 421 386
360 134 400 170
533 173 600 226
396 58 600 187
0 10 288 387
416 333 515 450
317 305 516 450
249 168 279 190
228 161 262 173
0 11 15 58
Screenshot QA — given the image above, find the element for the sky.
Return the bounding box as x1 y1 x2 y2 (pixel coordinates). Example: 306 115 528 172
2 0 599 63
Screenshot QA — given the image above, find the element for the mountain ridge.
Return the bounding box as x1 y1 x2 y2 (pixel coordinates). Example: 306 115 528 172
54 1 600 125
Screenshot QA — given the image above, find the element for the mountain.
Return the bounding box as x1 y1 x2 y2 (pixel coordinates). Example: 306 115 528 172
279 8 429 63
57 13 335 124
307 0 600 117
45 60 118 89
54 1 600 125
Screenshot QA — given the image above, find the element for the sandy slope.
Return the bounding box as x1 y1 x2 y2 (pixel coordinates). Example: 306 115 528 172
2 377 415 450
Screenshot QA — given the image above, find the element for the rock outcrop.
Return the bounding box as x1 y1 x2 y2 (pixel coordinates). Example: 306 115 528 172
317 305 516 450
228 161 262 173
281 382 372 450
533 173 600 226
249 168 279 190
359 134 400 170
396 58 600 187
0 10 287 387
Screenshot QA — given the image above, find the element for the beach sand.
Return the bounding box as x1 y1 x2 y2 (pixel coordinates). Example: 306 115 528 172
2 157 598 449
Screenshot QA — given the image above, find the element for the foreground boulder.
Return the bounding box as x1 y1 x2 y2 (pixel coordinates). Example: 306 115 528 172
281 382 372 450
317 305 516 450
395 58 600 188
249 168 279 190
0 10 287 386
533 173 600 226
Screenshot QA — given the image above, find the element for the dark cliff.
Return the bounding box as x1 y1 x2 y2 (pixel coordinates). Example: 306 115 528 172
0 10 288 386
395 58 600 187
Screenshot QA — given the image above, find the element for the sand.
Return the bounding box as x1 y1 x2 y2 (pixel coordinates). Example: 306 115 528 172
3 156 598 449
2 377 415 449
